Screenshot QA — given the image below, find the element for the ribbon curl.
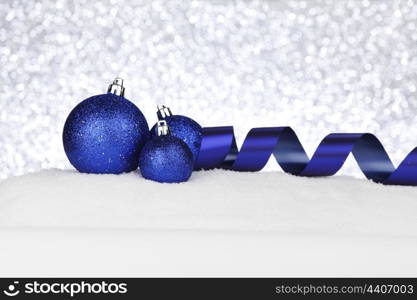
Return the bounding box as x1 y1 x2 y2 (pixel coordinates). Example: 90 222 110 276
195 126 417 186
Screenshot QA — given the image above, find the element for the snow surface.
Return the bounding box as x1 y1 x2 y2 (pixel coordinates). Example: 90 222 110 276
1 169 417 276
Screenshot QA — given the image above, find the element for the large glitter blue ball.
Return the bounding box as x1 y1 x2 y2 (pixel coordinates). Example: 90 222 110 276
150 115 202 162
63 93 149 174
139 135 193 183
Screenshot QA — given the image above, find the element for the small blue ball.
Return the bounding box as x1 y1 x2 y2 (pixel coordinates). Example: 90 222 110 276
63 93 149 174
150 115 202 162
139 135 193 183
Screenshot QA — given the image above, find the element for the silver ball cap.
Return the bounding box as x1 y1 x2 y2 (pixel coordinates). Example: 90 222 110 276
156 104 172 120
156 120 170 136
107 77 125 97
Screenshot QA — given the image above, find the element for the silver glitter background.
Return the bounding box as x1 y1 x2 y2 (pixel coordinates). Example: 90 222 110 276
1 0 417 180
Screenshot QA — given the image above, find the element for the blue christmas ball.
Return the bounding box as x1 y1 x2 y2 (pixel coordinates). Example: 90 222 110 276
63 93 149 174
151 115 202 162
139 135 193 183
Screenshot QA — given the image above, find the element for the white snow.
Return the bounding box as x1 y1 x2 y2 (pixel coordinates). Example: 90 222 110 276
1 169 417 276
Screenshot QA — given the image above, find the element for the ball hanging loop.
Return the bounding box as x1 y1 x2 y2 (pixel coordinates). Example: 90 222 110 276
107 77 125 97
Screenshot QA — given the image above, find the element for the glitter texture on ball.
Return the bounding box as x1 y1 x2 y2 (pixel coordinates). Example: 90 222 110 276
139 135 193 183
151 113 203 162
63 93 150 174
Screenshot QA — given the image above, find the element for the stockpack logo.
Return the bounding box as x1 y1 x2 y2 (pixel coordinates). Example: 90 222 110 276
3 281 20 297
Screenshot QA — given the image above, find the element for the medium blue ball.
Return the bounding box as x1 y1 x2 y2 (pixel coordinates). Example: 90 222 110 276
150 115 202 162
63 93 149 174
139 135 193 183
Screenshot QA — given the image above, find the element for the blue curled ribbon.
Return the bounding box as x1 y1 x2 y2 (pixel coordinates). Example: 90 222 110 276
195 126 417 186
